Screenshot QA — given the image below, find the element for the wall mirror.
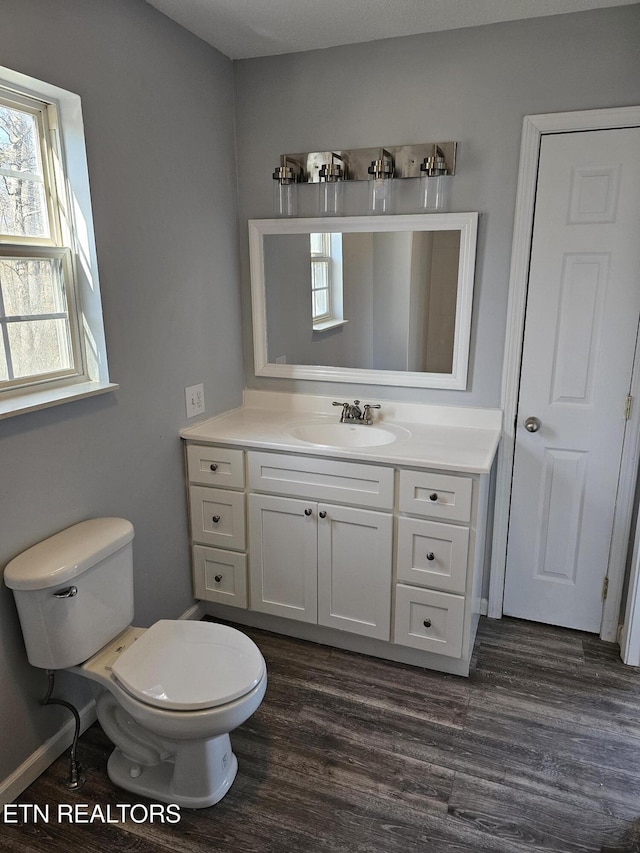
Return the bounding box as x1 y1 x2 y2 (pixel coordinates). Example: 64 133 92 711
249 213 478 389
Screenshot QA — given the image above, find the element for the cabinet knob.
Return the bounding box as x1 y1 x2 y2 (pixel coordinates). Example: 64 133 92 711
304 508 313 516
212 515 221 523
210 463 218 472
426 552 435 562
423 619 432 629
214 575 222 583
319 511 327 519
429 493 439 502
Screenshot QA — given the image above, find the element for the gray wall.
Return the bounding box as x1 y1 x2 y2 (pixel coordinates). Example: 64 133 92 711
234 5 640 407
0 0 243 786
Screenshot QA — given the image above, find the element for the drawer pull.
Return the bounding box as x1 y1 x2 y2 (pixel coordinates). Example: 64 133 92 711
212 515 221 523
319 511 327 519
209 463 218 472
304 508 313 516
429 493 439 502
214 574 223 583
426 552 435 561
423 619 432 629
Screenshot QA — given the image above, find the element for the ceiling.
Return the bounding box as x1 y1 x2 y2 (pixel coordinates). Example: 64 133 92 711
144 0 639 60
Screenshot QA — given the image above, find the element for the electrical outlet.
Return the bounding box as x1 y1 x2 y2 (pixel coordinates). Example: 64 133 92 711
185 383 205 418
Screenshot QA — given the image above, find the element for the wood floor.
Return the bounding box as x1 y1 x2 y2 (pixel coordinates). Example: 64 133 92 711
4 617 640 853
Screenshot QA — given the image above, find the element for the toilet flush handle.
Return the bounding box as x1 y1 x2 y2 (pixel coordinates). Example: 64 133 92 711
53 586 78 598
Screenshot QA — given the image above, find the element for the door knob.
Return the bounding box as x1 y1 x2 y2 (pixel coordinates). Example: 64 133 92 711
524 416 541 433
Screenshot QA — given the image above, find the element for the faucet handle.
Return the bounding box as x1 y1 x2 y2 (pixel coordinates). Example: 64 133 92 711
332 401 350 422
363 403 381 424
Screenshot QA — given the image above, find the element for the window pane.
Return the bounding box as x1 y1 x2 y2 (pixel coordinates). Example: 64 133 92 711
313 289 328 319
0 104 50 239
7 318 72 379
0 256 66 316
310 233 324 256
0 176 48 238
311 260 328 291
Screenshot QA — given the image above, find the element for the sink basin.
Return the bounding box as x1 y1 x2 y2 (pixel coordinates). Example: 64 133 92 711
287 422 408 448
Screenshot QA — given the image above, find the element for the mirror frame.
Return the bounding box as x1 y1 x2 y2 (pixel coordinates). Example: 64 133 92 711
249 212 478 389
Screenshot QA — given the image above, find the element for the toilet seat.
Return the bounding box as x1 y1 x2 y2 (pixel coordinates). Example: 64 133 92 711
111 620 265 711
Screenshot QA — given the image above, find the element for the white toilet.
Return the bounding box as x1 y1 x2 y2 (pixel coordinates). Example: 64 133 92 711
4 517 267 808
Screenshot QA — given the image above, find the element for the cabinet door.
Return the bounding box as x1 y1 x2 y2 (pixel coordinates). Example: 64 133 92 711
249 493 317 623
317 504 392 640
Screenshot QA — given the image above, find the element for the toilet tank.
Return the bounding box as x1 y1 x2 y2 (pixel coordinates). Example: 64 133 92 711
4 518 135 670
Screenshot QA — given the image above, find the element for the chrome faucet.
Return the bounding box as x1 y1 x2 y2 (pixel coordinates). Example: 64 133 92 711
332 400 381 424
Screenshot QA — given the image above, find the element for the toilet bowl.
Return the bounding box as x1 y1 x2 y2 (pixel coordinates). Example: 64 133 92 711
76 620 267 807
4 518 267 808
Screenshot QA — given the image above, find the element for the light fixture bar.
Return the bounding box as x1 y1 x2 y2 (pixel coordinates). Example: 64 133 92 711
279 142 456 183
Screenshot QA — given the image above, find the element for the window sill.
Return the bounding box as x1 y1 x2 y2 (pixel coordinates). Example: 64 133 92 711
312 319 349 333
0 380 119 420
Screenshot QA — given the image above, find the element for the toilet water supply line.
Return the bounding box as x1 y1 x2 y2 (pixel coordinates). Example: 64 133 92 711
41 670 86 790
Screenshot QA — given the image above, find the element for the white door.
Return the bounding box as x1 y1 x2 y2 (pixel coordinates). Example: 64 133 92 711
504 127 640 632
317 503 392 640
248 493 318 623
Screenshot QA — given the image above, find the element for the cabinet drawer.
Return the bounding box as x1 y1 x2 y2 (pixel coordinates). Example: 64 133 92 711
248 451 394 510
189 486 245 550
394 584 464 658
192 546 247 608
399 470 472 522
397 518 469 594
187 445 244 489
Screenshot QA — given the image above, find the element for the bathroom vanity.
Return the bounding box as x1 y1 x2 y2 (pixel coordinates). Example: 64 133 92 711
180 391 500 676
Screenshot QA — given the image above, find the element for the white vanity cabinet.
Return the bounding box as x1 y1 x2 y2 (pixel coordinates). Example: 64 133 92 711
247 453 393 640
183 438 492 677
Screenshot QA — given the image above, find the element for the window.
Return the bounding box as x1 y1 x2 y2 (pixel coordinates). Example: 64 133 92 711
310 232 331 323
309 232 345 331
0 67 114 418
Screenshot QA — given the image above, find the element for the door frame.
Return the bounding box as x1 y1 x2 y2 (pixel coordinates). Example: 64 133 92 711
489 106 640 643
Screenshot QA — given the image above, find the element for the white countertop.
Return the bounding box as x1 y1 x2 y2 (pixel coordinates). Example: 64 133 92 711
180 391 502 475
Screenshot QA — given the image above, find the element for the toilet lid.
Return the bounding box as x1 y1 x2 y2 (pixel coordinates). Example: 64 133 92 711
111 620 265 711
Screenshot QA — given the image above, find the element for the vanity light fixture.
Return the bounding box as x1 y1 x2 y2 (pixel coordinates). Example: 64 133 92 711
271 142 456 216
318 153 345 216
419 144 451 211
272 155 303 217
367 148 394 215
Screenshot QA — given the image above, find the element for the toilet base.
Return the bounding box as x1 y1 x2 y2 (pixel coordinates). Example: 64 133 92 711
106 734 239 809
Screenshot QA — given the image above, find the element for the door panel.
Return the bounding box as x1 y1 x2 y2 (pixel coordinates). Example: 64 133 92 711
504 127 640 632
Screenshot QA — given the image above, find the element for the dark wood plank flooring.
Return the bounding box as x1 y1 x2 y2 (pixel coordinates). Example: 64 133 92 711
4 617 640 852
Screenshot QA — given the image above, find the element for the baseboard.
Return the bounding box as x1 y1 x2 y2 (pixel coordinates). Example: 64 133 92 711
0 699 96 812
480 598 489 616
180 602 205 621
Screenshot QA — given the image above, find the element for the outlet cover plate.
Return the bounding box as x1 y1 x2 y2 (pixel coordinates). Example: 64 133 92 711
185 383 205 418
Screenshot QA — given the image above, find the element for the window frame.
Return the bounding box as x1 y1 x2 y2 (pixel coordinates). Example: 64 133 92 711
309 232 345 332
0 66 116 418
310 232 332 325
